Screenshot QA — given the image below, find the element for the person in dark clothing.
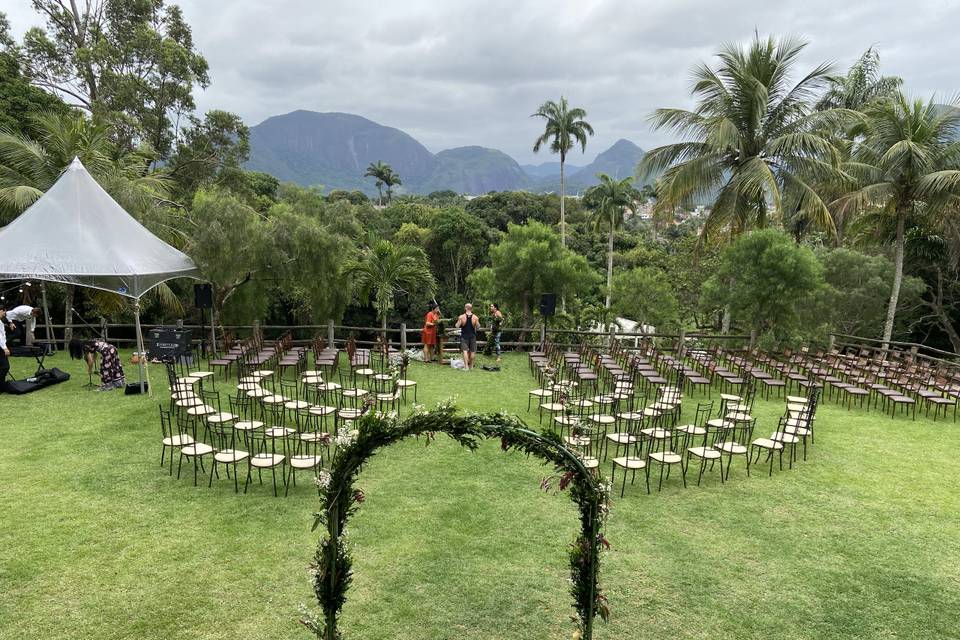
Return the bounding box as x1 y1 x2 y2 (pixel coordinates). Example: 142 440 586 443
455 303 481 370
489 303 504 363
0 309 9 390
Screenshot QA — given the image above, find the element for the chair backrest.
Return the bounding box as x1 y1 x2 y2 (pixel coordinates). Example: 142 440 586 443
280 379 299 401
261 401 284 428
201 389 221 413
159 405 174 439
228 394 253 421
693 401 713 427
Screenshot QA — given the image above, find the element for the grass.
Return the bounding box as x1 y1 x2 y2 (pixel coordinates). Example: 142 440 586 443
1 349 958 640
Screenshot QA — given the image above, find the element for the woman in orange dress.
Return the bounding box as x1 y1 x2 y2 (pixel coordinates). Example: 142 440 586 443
422 303 440 363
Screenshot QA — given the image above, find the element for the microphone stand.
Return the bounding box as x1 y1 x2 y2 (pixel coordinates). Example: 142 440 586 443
71 308 101 390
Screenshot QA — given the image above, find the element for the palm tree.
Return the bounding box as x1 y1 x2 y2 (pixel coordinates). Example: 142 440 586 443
804 48 903 244
343 240 436 335
833 93 960 345
816 48 902 112
382 165 402 204
532 96 594 247
639 35 852 241
584 174 639 309
0 111 172 341
363 161 401 205
364 161 387 205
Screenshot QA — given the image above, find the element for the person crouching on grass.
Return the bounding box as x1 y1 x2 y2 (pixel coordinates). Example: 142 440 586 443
70 339 126 391
455 303 480 370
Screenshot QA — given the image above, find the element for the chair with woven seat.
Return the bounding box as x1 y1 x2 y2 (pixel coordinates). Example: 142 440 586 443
683 423 724 486
538 388 567 426
280 379 310 424
606 397 646 461
646 445 685 491
175 410 214 487
564 421 602 473
244 426 287 497
716 418 754 481
159 406 193 476
611 438 649 497
206 410 250 492
674 401 714 450
751 417 790 476
285 409 325 497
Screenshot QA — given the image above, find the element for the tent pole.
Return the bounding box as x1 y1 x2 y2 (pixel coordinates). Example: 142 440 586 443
40 282 55 352
134 300 151 397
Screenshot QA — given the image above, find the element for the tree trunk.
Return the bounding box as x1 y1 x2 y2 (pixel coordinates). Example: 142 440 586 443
882 210 907 346
605 225 614 309
381 314 388 343
519 292 531 345
560 156 566 313
63 285 75 346
721 305 731 334
930 268 960 353
559 157 566 247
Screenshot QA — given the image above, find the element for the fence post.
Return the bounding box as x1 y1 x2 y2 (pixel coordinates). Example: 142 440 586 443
100 316 108 341
827 334 836 353
400 323 407 351
540 323 547 348
749 329 757 352
608 323 617 349
678 328 686 358
327 319 335 347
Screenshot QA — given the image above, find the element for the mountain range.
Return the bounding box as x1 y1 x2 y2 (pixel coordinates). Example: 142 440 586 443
246 110 646 196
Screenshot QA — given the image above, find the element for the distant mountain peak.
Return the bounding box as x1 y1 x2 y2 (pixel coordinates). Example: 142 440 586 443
246 110 645 195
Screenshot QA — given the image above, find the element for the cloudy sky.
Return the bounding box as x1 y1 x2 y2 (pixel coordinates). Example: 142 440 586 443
6 0 960 163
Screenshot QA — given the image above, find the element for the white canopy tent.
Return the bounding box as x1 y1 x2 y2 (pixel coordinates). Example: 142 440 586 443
0 157 200 392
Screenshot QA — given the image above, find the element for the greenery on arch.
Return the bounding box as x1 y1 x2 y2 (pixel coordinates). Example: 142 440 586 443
302 402 610 640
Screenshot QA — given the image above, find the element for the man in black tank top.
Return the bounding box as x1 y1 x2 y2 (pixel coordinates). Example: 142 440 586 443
456 303 481 370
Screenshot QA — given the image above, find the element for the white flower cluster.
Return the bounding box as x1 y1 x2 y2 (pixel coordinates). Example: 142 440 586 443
297 603 321 633
411 403 427 415
335 427 358 448
315 470 332 490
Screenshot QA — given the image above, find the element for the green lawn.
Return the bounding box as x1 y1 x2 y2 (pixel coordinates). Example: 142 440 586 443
1 350 958 640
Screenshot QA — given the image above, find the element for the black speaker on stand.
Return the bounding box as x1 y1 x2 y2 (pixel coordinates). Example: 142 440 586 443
194 284 213 359
539 293 557 317
538 293 557 350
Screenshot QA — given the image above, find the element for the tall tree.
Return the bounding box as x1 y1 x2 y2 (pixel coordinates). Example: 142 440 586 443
584 174 640 309
639 35 850 240
21 0 209 158
0 12 70 135
834 94 960 344
364 160 388 205
816 48 903 112
467 221 597 329
382 165 402 204
531 96 594 247
165 109 250 204
343 240 435 334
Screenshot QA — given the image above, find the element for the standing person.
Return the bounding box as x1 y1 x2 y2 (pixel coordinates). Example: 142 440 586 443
6 305 40 347
489 303 504 364
70 339 126 391
0 309 9 390
422 302 440 363
455 303 481 370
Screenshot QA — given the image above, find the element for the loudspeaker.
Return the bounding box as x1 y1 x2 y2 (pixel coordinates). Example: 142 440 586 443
539 292 557 317
194 283 213 309
124 381 150 395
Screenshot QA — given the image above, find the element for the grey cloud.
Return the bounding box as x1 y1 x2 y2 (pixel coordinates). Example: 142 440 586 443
5 0 959 163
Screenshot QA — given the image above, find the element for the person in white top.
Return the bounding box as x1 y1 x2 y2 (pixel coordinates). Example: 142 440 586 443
0 309 9 388
6 305 40 346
